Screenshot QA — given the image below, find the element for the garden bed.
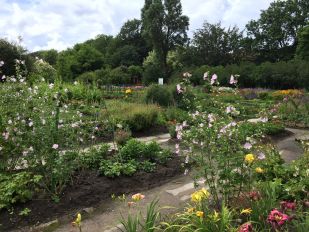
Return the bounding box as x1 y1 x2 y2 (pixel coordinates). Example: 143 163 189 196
0 157 183 231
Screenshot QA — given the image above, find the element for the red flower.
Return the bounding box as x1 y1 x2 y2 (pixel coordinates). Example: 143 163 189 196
248 191 261 201
267 209 290 229
280 201 296 211
238 222 253 232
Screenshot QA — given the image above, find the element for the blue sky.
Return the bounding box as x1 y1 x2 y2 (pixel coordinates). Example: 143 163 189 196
0 0 273 52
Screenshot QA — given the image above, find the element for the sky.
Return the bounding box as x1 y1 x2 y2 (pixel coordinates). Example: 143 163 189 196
0 0 273 52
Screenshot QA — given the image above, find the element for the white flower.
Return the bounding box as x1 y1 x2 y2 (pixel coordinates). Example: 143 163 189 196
28 121 33 127
52 144 59 149
243 142 252 150
49 83 54 89
203 71 209 80
0 61 4 67
183 72 192 78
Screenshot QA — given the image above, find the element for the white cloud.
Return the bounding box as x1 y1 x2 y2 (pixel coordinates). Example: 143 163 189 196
0 0 272 52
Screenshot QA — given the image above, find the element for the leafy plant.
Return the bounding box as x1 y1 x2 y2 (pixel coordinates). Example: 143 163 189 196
0 172 42 209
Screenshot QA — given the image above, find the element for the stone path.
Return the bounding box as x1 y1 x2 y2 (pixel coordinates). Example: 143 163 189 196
53 175 204 232
274 128 309 163
17 128 309 232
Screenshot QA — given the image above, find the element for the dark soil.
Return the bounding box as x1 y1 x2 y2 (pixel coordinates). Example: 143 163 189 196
268 129 294 142
132 125 169 138
0 157 183 231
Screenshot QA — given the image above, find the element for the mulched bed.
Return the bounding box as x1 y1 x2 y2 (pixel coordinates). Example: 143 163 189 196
0 157 183 231
132 125 169 138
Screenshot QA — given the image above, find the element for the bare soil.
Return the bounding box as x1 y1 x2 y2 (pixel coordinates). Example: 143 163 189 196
0 157 183 231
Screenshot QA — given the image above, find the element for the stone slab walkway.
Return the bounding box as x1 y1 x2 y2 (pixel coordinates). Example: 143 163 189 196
275 128 309 163
53 175 204 232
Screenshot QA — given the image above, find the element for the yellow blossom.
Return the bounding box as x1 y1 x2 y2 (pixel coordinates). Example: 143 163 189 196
191 188 210 203
241 208 252 215
196 211 204 218
187 207 195 213
245 154 255 164
125 89 132 94
255 167 264 173
72 213 82 227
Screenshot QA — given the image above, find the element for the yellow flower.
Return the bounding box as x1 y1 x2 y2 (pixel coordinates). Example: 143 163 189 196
255 167 264 173
245 154 255 164
72 213 82 227
191 188 210 203
132 193 145 202
125 89 132 94
196 211 204 218
241 208 252 215
187 207 195 213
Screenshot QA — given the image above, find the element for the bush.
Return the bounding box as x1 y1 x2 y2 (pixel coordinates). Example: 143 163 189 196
118 139 171 163
0 172 42 209
179 60 309 89
79 144 110 169
145 84 174 107
99 159 138 177
114 128 132 146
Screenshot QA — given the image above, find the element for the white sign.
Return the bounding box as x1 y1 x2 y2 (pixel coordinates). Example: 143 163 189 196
158 78 164 85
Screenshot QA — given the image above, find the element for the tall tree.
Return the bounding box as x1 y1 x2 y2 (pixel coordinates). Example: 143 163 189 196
192 22 243 66
296 24 309 60
141 0 189 79
246 0 309 62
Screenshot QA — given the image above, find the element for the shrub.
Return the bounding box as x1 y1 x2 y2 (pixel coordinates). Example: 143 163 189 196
0 172 42 209
78 144 110 169
114 128 132 146
99 159 138 177
145 84 174 107
118 139 171 164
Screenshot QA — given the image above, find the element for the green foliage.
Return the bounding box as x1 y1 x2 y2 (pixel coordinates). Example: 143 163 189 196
29 58 57 83
140 161 156 172
114 128 132 146
78 144 109 169
141 0 189 79
181 60 309 89
99 160 122 177
0 38 34 77
145 84 174 107
192 22 243 66
119 139 170 164
99 160 137 177
31 49 58 66
296 25 309 60
0 172 42 209
246 0 309 62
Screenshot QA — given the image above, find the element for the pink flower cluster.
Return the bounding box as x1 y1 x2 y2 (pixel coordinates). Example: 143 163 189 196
280 201 296 212
267 209 290 229
238 222 253 232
